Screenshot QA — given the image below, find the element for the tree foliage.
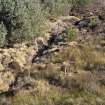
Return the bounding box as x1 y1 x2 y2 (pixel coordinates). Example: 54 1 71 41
0 0 93 47
0 23 7 47
0 0 46 45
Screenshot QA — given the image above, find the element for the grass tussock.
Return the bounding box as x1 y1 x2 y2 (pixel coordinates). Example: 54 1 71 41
27 42 105 96
11 80 105 105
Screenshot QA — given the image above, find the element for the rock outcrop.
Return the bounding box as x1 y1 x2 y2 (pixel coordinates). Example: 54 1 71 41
0 15 103 95
0 71 15 93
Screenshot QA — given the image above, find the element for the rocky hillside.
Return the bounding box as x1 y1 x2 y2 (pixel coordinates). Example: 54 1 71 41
0 16 80 94
0 10 105 105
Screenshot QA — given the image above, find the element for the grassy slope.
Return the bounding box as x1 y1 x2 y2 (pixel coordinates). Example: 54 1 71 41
9 34 105 105
1 1 105 105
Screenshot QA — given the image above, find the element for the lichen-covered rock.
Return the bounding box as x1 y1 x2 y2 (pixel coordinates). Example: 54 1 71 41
59 16 80 23
14 51 27 65
0 78 9 93
0 71 15 93
1 71 15 84
9 51 27 71
2 51 12 66
8 61 22 72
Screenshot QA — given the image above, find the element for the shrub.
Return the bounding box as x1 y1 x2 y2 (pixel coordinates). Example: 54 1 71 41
0 0 94 46
0 0 47 45
66 27 77 41
88 16 100 29
71 0 93 9
0 23 7 47
41 0 72 16
41 0 93 16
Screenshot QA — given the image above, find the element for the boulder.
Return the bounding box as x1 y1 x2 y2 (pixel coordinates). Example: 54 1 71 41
9 61 22 72
2 71 15 84
2 51 12 66
0 71 15 93
59 16 80 23
9 51 27 71
0 78 9 93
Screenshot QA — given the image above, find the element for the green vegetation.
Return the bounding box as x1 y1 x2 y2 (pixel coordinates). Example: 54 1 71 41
0 23 7 47
0 0 47 46
89 16 100 29
0 0 93 46
1 0 104 105
11 84 105 105
41 0 72 16
66 27 77 41
71 0 93 9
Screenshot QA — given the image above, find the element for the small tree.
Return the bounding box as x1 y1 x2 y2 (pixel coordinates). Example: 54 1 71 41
0 0 46 45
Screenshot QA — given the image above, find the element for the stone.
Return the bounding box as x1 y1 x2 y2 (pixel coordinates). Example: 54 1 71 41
2 71 15 84
59 16 80 23
69 41 78 47
0 71 15 93
2 52 12 66
15 51 26 65
0 79 9 93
